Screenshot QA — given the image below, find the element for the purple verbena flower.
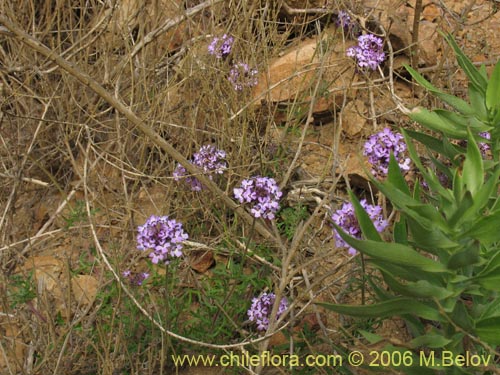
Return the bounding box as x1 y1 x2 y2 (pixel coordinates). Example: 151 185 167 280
234 176 282 220
347 34 386 70
228 62 258 91
122 270 150 286
208 34 234 59
336 10 352 29
364 127 410 178
247 292 288 331
174 145 227 191
478 131 491 156
137 215 188 265
331 200 388 256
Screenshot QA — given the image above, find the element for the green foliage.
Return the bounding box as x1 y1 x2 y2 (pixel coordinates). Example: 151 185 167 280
320 34 500 373
63 200 99 229
277 204 309 241
7 272 36 308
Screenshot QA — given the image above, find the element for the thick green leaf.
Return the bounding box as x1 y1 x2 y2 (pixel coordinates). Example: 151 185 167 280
393 216 408 245
463 210 500 244
387 152 411 195
317 297 444 321
334 227 450 273
407 216 458 252
455 168 499 227
405 65 475 115
444 33 488 93
408 107 467 138
446 241 480 270
462 129 484 195
348 190 382 242
469 84 489 121
401 130 455 202
369 259 446 285
409 333 452 349
486 60 500 112
447 191 473 228
475 317 500 345
382 272 453 299
405 129 460 160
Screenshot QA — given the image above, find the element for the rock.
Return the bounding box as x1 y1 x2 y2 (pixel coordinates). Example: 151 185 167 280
341 99 367 137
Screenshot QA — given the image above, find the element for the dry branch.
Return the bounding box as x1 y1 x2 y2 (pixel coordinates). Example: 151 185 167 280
0 10 279 247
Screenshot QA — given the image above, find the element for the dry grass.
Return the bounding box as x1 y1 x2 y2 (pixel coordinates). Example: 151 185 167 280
1 0 498 374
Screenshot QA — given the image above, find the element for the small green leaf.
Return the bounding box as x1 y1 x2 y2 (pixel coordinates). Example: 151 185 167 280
317 298 444 321
486 60 500 112
409 333 452 349
358 330 383 344
462 129 484 195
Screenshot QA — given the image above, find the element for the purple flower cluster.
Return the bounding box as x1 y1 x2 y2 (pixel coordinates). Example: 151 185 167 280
228 62 259 91
208 34 234 59
122 270 150 286
364 128 411 178
137 215 188 264
336 10 352 30
174 145 227 191
247 292 288 331
234 176 282 220
347 34 386 70
332 200 388 256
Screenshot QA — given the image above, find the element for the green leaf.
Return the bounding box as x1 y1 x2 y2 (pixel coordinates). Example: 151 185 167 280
406 216 458 252
348 190 382 242
358 330 383 344
486 60 500 112
333 227 450 273
393 216 408 245
475 317 500 345
382 272 453 299
408 107 467 138
317 297 444 321
404 129 460 160
405 65 475 115
387 152 410 195
446 241 480 270
443 33 488 93
462 129 484 195
409 333 452 349
463 210 500 244
369 259 445 285
469 84 489 121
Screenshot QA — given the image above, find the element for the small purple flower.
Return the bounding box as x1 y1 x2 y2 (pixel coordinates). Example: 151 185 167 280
137 215 188 265
478 131 490 155
208 34 234 59
122 270 150 286
336 10 352 29
347 34 386 70
234 176 282 220
174 145 227 191
247 292 288 331
331 200 388 256
364 128 410 178
228 62 258 91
